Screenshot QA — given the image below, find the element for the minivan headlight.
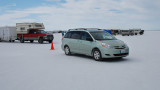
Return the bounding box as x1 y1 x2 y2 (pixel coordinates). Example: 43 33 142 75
101 43 113 48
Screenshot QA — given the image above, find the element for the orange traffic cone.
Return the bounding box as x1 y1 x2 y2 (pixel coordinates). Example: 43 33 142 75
50 41 54 50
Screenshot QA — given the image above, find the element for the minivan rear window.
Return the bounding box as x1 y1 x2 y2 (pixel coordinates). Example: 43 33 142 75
70 31 81 39
64 32 71 38
81 32 92 40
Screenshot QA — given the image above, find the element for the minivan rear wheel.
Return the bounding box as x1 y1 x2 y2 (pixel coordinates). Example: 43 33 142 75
93 49 102 61
64 46 71 55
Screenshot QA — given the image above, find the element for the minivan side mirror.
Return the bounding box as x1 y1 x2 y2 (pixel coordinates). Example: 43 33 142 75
86 37 93 41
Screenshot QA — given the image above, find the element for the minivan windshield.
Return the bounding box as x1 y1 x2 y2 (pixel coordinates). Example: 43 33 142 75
90 31 117 40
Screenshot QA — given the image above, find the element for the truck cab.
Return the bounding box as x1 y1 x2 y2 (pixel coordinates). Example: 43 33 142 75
16 23 54 43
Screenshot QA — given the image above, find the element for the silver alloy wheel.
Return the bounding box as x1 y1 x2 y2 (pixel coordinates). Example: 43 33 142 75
65 46 70 55
94 51 100 60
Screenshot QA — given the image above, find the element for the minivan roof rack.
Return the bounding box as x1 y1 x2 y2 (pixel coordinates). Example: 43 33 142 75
68 28 103 31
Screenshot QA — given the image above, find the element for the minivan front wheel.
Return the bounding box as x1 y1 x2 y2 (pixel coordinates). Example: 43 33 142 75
93 49 102 61
64 46 71 55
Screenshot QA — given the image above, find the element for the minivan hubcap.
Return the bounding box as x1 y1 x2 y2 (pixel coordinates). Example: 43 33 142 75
94 51 100 60
65 47 69 54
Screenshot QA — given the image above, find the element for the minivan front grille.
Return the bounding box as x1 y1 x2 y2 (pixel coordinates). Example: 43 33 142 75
114 45 125 49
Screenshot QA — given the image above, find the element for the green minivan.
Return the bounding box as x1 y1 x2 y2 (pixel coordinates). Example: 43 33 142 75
61 28 129 61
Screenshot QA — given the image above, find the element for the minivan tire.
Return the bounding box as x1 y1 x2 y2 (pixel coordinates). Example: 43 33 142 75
93 49 102 61
64 46 71 55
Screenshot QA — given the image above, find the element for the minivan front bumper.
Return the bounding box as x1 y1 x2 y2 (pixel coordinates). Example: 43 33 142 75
100 47 129 58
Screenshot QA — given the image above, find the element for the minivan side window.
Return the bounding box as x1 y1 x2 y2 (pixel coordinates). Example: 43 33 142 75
64 32 71 38
70 31 81 39
81 32 92 40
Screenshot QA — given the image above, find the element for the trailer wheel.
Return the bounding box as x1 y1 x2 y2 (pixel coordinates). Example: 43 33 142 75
30 40 34 43
38 37 43 44
20 37 24 43
9 40 15 42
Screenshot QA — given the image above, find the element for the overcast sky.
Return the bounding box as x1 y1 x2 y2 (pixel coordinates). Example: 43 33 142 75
0 0 159 30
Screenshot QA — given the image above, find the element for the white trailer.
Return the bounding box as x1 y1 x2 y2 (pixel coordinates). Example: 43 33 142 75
0 26 17 42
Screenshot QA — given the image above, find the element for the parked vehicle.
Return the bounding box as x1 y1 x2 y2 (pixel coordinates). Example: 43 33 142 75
111 29 120 35
16 23 54 43
139 30 144 35
120 30 131 36
120 29 144 36
61 28 129 61
0 26 17 42
104 29 112 34
129 29 144 35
